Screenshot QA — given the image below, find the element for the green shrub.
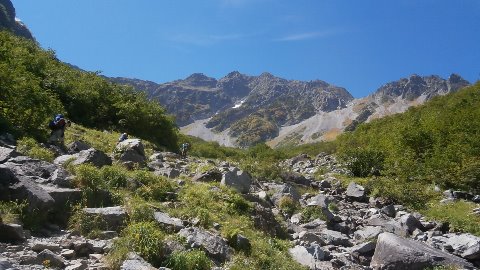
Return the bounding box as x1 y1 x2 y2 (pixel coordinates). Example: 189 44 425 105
229 237 306 270
125 198 155 223
340 148 384 177
16 137 55 162
0 201 27 224
300 206 326 223
423 201 480 236
278 196 298 216
101 165 129 188
68 205 108 238
166 250 212 270
74 164 105 189
107 222 165 268
239 158 284 181
170 183 251 229
328 202 339 213
0 31 178 149
368 177 439 210
135 177 175 202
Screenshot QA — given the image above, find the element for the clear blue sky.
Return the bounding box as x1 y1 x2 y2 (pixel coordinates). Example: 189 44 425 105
12 0 480 97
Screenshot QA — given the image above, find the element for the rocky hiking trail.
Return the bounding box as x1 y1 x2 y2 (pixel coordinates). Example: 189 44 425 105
0 136 479 270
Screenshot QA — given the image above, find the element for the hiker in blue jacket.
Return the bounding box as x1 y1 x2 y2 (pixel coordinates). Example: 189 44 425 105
48 114 68 145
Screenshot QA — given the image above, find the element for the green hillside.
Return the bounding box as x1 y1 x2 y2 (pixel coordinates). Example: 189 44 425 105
336 82 480 193
0 31 178 150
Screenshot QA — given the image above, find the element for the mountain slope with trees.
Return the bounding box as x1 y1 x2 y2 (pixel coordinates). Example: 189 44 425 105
0 31 178 150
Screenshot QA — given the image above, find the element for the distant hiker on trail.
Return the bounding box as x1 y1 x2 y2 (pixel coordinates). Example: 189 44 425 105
48 114 68 145
180 142 190 158
118 133 128 143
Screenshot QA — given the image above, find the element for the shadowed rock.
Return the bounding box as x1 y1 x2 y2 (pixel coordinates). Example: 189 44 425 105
178 227 233 263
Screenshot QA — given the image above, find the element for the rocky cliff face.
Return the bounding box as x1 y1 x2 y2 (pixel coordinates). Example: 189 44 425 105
111 72 353 147
270 74 470 147
0 0 34 40
371 73 470 104
112 72 469 148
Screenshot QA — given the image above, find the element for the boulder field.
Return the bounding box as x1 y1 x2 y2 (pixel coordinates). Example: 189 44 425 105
0 139 479 269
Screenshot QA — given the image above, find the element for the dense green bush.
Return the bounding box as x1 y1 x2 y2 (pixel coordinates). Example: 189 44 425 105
423 201 480 236
0 31 178 150
16 137 55 162
337 82 480 192
339 148 384 177
166 250 212 270
107 222 165 268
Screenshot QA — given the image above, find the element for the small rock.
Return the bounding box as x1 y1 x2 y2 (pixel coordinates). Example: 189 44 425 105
154 212 185 232
89 253 103 261
31 241 61 252
380 204 396 218
37 249 65 268
235 234 251 252
61 249 76 259
83 206 127 231
121 253 157 270
346 182 366 201
0 223 25 243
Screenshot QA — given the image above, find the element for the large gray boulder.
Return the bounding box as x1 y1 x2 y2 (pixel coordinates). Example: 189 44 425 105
115 139 146 165
346 182 366 201
83 206 127 231
445 233 480 260
221 167 252 194
0 259 13 270
73 148 112 167
8 179 55 213
370 232 474 270
4 156 57 181
178 227 233 263
153 212 184 232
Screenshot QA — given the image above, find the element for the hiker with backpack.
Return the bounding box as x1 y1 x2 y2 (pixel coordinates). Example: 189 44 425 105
48 114 68 145
180 142 190 158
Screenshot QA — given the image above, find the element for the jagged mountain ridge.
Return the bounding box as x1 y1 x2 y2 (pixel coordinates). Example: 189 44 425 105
111 72 469 147
110 72 353 146
0 0 34 40
270 73 470 147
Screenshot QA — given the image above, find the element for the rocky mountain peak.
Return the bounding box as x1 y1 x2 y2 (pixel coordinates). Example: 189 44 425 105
182 73 217 88
0 0 34 40
448 73 469 84
217 71 252 98
372 74 470 103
